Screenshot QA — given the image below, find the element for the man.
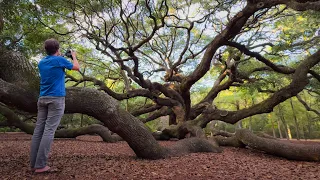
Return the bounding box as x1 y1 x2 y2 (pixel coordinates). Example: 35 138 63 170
30 39 80 173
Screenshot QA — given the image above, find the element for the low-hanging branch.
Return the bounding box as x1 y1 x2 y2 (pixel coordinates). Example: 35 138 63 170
141 107 173 123
131 104 163 117
66 74 152 100
0 104 118 142
65 74 180 108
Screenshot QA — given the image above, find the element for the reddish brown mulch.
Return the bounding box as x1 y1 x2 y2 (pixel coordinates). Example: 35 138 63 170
0 133 319 180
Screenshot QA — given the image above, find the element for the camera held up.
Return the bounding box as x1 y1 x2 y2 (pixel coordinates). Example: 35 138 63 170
64 50 74 60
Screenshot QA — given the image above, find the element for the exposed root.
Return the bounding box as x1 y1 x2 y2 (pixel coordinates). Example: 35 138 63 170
167 137 222 157
212 135 245 148
236 129 320 161
211 129 320 161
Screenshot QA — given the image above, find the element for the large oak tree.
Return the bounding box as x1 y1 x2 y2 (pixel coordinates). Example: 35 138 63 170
0 0 320 160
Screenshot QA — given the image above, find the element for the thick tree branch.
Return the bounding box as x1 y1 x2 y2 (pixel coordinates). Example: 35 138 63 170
247 0 320 12
141 107 172 123
296 95 320 116
226 41 320 81
309 70 320 82
283 0 320 11
66 74 152 100
226 41 295 74
66 74 179 107
0 121 9 127
0 104 119 142
131 104 163 116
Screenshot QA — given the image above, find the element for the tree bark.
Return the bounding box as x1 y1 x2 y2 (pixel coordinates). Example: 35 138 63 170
213 135 245 148
169 113 177 125
0 48 39 90
55 125 121 142
80 78 87 127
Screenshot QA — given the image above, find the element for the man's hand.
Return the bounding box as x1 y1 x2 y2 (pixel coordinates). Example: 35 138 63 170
70 50 80 71
71 50 77 60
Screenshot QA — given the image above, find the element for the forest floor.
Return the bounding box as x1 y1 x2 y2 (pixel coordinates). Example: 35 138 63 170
0 133 320 180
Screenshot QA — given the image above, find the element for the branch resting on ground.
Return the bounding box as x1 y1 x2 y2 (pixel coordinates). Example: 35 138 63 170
0 104 119 142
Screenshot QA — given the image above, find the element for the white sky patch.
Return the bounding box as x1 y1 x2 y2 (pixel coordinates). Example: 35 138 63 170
31 54 42 63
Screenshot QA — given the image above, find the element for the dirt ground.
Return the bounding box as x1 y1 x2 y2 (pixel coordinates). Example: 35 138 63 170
0 133 319 180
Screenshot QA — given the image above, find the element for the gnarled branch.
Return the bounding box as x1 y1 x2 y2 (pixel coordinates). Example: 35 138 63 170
296 95 320 116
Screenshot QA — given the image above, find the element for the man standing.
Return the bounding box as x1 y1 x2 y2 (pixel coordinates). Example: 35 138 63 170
30 39 80 173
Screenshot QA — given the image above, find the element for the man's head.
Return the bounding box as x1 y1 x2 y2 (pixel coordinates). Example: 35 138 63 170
44 39 60 55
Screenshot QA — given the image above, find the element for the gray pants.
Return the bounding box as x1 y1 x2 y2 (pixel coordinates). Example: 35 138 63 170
30 96 65 169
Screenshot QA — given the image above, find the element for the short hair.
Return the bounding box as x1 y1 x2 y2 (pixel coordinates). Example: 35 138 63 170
44 39 59 55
